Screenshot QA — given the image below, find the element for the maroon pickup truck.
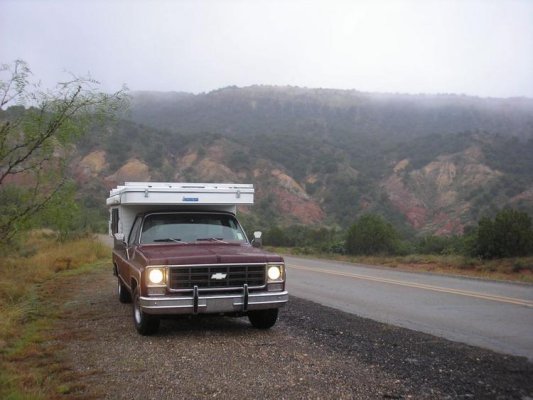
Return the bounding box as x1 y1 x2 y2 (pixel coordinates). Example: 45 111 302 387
112 210 288 335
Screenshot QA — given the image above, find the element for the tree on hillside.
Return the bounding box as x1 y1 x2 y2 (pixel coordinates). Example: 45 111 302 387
474 209 533 259
345 214 399 255
0 60 128 242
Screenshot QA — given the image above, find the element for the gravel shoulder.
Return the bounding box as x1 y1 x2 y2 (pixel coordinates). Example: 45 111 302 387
57 265 533 399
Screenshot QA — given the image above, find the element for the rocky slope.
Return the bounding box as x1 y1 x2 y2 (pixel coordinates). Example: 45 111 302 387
74 137 326 226
73 123 533 236
384 145 502 235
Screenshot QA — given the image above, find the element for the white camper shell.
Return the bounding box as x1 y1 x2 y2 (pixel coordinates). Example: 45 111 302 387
107 182 254 240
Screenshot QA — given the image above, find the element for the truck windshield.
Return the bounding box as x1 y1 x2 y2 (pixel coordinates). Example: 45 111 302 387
140 213 247 244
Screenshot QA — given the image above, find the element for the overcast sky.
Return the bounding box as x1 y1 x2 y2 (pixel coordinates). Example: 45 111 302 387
1 0 532 98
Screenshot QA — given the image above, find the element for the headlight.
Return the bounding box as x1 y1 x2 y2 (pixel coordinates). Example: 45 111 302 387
148 268 165 285
267 265 282 281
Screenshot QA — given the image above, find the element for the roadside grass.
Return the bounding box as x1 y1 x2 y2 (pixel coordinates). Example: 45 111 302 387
271 247 533 283
0 231 110 399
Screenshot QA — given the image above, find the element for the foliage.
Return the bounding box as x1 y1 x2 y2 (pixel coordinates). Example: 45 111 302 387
251 133 342 180
0 60 128 244
263 224 342 252
32 182 108 240
263 225 288 247
259 209 533 262
389 132 477 170
473 209 533 259
416 235 466 255
227 149 251 170
345 213 401 255
482 136 533 183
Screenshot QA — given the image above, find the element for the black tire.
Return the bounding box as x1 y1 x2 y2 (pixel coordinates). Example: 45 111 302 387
248 309 278 329
117 277 132 303
132 287 160 335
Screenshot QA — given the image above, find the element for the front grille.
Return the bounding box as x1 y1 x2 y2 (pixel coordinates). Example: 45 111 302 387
169 264 266 291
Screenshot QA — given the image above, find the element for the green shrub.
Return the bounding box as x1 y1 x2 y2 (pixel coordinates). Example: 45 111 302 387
345 214 400 256
473 209 533 259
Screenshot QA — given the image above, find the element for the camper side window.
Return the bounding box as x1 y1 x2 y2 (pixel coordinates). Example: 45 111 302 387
128 217 142 246
111 209 119 234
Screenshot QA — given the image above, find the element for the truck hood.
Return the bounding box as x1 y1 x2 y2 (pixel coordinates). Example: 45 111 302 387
136 243 284 266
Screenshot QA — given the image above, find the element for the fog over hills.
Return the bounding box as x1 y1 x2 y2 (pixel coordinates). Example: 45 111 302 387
129 86 533 140
72 86 533 236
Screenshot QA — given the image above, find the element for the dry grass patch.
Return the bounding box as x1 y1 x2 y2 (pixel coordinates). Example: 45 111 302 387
0 232 110 399
272 247 533 283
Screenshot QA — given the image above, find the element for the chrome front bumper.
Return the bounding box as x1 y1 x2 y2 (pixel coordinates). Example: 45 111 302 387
140 291 289 315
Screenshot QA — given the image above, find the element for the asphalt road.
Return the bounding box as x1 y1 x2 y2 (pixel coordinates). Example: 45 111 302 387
285 255 533 360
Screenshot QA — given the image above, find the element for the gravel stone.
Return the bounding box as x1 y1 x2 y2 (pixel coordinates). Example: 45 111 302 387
57 268 533 399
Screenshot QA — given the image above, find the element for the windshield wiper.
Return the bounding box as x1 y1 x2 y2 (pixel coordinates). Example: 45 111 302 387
153 238 188 244
196 238 228 244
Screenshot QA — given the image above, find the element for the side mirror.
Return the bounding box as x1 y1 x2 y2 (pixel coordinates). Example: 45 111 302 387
251 231 262 248
113 232 127 251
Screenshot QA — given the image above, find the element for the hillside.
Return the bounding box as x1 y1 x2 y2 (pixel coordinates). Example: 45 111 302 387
72 86 533 236
129 86 533 140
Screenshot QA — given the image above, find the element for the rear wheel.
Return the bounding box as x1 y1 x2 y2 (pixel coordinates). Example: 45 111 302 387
248 309 278 329
117 277 132 303
132 287 160 335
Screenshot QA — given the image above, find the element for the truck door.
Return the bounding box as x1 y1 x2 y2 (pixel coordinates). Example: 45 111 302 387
118 216 142 288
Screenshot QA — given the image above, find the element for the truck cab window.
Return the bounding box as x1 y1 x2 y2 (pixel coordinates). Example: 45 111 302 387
111 208 119 234
128 217 142 246
140 213 246 244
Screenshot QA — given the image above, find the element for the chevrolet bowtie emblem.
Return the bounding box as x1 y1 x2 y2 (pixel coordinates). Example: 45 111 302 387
211 273 227 280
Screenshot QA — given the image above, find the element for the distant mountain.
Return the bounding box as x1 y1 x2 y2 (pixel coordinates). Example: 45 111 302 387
6 85 531 235
128 86 533 140
73 88 533 236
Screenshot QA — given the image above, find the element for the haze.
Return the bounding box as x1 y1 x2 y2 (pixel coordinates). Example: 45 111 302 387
1 0 532 98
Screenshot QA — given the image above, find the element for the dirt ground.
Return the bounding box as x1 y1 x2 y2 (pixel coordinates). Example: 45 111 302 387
55 265 533 399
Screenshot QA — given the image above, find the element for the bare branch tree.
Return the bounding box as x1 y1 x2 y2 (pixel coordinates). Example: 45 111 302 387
0 60 129 242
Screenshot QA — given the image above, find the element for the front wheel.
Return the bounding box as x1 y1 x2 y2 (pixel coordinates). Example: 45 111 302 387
117 277 132 303
132 287 160 335
248 309 278 329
